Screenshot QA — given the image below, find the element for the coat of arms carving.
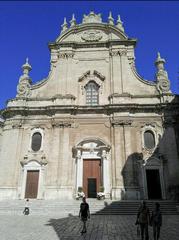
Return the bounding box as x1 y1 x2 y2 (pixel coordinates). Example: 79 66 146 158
81 30 103 42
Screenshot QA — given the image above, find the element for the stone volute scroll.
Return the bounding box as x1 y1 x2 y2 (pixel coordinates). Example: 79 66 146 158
16 58 32 98
155 52 170 93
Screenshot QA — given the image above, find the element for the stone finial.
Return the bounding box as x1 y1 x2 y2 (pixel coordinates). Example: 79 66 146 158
17 58 32 98
22 58 32 75
61 17 68 33
155 52 166 71
155 52 170 93
70 14 76 27
116 15 124 32
108 11 114 25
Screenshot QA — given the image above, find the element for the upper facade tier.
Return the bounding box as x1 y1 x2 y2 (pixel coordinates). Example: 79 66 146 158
6 11 172 110
49 11 133 48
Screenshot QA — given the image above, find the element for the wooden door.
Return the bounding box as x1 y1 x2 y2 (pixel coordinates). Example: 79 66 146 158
88 178 97 198
25 170 39 199
83 159 101 198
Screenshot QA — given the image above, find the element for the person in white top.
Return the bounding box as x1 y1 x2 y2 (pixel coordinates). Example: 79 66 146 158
23 199 30 215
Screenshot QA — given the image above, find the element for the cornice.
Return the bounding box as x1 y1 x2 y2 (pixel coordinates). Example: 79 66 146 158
2 102 179 119
49 39 137 50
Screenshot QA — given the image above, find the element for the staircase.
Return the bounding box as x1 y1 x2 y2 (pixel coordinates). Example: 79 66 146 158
0 199 178 216
93 200 179 215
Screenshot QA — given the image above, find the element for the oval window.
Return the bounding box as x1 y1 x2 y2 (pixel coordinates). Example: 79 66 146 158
144 130 155 149
31 132 42 151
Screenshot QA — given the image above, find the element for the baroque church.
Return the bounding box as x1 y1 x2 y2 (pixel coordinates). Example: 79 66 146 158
0 11 179 201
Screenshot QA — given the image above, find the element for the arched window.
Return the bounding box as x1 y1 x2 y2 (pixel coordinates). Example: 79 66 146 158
31 132 42 152
144 130 155 149
85 81 99 105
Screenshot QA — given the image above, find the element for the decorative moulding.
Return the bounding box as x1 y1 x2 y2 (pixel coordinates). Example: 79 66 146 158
21 154 48 166
78 70 105 82
51 94 76 100
111 118 133 126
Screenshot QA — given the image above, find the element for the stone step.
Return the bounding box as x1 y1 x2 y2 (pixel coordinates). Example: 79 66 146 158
0 199 178 215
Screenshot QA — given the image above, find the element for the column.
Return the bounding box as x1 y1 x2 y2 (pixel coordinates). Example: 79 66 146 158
119 49 128 93
112 124 125 199
102 150 110 198
37 165 45 199
135 127 146 199
76 150 83 191
123 125 138 199
110 50 122 95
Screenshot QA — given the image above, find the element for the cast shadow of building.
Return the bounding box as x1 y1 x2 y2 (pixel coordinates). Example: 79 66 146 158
121 95 179 202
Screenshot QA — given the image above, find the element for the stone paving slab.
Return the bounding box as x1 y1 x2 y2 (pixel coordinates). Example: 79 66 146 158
0 214 178 240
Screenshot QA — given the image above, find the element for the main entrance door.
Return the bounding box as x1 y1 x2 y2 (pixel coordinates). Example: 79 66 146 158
146 169 162 199
83 159 101 198
25 170 39 198
88 178 97 198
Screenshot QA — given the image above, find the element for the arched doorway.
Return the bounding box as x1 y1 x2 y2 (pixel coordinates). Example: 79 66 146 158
73 138 110 198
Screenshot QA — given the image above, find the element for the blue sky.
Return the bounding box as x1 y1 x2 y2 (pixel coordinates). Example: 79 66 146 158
0 1 179 109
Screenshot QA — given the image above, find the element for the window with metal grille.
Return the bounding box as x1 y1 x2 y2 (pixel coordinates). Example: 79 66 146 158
31 132 42 152
144 130 155 149
85 81 99 105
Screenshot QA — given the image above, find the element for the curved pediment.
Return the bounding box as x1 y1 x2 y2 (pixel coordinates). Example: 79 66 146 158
55 24 128 44
54 11 129 44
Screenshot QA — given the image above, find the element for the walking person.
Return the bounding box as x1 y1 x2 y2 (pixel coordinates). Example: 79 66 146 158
150 202 162 240
23 198 30 215
79 197 90 234
136 201 150 240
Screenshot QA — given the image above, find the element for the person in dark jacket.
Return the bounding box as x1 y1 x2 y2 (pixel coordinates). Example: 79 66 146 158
79 197 90 234
151 202 162 240
136 201 150 240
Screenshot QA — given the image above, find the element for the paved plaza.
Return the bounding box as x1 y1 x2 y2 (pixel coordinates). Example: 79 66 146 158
0 214 178 240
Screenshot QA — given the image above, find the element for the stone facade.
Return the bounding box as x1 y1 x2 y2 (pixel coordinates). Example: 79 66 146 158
0 11 179 200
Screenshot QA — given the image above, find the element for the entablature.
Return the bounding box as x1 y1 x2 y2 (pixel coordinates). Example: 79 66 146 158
2 102 179 120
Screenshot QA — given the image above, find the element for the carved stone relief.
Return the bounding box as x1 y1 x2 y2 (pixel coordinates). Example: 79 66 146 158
17 79 31 98
58 52 74 59
81 30 103 42
109 49 127 57
157 78 170 92
111 118 133 126
21 154 48 166
82 11 102 24
51 119 74 128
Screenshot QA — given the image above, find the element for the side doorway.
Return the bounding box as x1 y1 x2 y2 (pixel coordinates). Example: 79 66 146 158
25 170 39 199
146 169 162 199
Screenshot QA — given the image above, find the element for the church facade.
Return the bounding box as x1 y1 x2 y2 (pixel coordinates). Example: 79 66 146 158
0 11 179 200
